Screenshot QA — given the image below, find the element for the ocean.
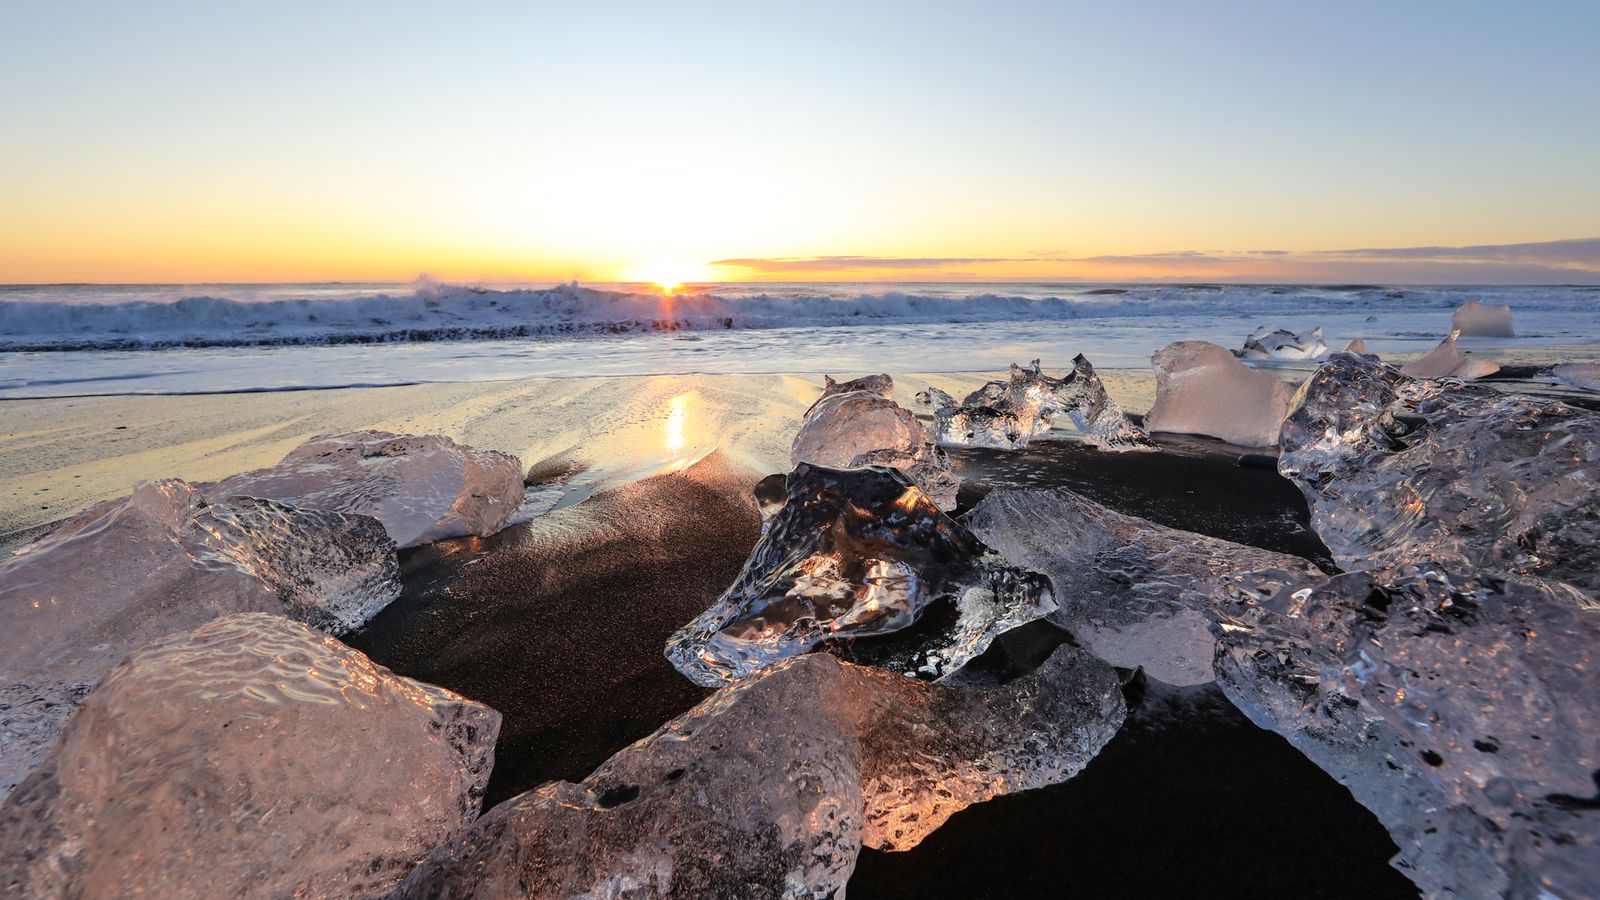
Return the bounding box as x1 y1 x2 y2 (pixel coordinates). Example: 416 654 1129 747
2 281 1595 399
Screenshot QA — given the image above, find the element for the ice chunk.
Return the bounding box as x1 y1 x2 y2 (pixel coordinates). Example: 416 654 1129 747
964 488 1320 685
1399 330 1499 380
1238 325 1328 360
808 372 894 412
791 381 959 510
0 480 399 803
1279 352 1600 595
395 644 1124 898
1451 299 1515 337
1553 362 1600 393
0 613 500 899
204 430 527 548
927 356 1150 451
665 463 1055 687
1212 563 1598 898
1344 337 1369 355
1144 341 1296 447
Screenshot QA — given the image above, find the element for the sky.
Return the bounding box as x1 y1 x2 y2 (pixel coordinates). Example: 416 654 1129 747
2 1 1598 285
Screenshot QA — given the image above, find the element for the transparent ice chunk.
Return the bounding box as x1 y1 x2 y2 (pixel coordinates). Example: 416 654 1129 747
964 487 1320 685
1553 362 1600 393
395 643 1123 898
1279 352 1600 595
926 356 1149 451
665 463 1055 687
0 613 500 899
204 430 528 548
1238 325 1328 360
1212 563 1598 899
791 379 959 510
0 480 399 803
1450 300 1515 337
1399 330 1499 380
1144 341 1296 447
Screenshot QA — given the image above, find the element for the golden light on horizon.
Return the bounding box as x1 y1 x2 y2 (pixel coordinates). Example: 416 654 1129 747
627 260 712 293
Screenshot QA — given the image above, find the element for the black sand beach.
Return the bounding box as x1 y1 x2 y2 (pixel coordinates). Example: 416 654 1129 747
346 434 1415 894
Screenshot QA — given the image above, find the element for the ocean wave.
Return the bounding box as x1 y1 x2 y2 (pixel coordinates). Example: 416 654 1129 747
0 282 1587 351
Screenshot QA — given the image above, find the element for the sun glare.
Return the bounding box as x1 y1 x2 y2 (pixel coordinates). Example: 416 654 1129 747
628 261 710 293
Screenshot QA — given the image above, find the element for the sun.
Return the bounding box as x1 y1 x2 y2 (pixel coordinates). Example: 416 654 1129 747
627 260 710 293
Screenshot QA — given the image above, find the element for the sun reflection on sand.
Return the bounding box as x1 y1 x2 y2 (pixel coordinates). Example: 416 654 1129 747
665 392 688 452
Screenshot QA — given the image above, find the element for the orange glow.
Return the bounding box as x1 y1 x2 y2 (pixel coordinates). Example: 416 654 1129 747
628 261 712 294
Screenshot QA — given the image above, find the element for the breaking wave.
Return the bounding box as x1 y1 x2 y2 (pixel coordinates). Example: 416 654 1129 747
0 282 1589 351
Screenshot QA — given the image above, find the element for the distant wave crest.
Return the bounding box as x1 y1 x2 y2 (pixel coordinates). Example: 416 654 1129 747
0 282 1580 351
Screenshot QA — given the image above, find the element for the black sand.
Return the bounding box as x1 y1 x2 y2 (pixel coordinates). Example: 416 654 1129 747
347 453 761 806
348 438 1416 895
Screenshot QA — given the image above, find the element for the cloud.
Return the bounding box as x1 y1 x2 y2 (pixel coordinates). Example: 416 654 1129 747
708 239 1600 283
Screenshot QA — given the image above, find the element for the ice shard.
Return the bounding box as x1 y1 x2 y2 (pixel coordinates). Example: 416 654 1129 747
1279 352 1600 595
1144 341 1296 447
203 430 527 548
1451 299 1515 337
665 463 1055 687
394 643 1124 899
1553 362 1600 393
1238 325 1329 360
808 372 895 412
0 480 399 803
790 379 959 510
0 613 500 900
964 488 1320 685
925 356 1149 451
1345 337 1369 355
1212 563 1599 899
1399 330 1499 380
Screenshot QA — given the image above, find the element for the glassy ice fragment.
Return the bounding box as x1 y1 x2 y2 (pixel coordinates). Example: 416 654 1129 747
1144 341 1296 447
395 643 1123 898
1279 352 1600 595
666 464 1055 687
0 613 499 900
1212 563 1598 899
204 430 527 548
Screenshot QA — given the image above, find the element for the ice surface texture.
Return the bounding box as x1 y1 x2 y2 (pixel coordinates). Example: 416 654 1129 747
396 645 1124 898
1238 325 1328 360
1213 563 1598 899
0 613 500 900
1553 362 1600 393
1400 330 1499 380
790 378 960 510
1279 352 1600 595
1144 341 1296 447
205 430 527 548
0 480 399 803
1451 299 1515 337
666 463 1055 687
965 488 1319 685
924 356 1149 451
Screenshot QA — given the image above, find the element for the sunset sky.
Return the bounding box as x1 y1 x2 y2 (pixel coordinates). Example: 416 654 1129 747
3 1 1598 284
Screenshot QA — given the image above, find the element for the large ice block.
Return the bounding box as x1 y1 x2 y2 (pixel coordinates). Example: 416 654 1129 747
1212 563 1598 899
1399 330 1499 380
1238 325 1328 360
1553 362 1600 393
1450 299 1515 337
666 464 1055 686
925 356 1149 451
791 380 959 510
0 480 399 803
1144 341 1296 447
204 430 527 548
394 644 1124 898
1279 352 1600 595
964 488 1320 684
0 613 500 899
